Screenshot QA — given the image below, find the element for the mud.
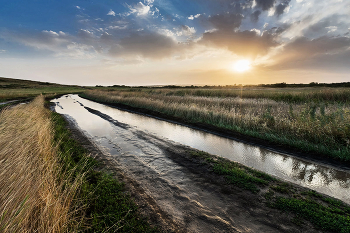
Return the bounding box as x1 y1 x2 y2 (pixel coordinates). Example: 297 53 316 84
59 109 325 233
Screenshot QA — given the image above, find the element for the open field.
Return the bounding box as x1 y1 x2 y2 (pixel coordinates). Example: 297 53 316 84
0 95 157 232
2 77 350 232
81 87 350 162
0 77 85 102
54 94 350 232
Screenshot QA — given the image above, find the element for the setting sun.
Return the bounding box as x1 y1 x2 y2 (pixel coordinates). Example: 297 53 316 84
232 60 251 73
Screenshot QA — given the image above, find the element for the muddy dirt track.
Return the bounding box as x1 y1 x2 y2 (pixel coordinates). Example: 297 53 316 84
62 109 324 233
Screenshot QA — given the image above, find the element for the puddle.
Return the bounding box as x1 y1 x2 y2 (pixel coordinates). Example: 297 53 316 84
0 100 19 106
52 94 350 204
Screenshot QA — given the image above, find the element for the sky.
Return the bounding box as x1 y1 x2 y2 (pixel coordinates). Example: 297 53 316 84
0 0 349 86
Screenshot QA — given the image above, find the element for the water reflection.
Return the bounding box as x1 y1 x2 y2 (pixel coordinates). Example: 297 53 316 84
52 95 350 203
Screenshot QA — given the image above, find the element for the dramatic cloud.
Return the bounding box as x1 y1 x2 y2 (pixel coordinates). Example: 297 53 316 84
266 36 350 70
208 13 243 30
0 29 96 58
109 32 181 59
200 30 278 58
255 0 275 11
250 10 261 23
2 0 350 84
275 3 289 17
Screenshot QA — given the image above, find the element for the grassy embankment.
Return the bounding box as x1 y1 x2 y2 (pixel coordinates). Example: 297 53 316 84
81 87 350 162
187 150 350 232
0 96 157 232
0 77 85 103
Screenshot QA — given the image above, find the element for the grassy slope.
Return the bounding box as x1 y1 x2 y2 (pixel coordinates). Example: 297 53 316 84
188 150 350 233
50 109 158 232
0 77 85 102
0 96 83 232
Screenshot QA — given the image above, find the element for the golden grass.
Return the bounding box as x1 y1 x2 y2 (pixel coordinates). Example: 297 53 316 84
83 89 350 159
0 96 83 232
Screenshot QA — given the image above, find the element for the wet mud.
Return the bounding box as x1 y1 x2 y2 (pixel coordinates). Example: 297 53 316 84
53 95 331 232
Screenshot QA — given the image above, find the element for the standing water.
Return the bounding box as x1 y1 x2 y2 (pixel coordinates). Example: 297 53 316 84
52 94 350 204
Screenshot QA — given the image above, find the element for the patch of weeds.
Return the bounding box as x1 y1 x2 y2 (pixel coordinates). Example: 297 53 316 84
271 197 350 233
246 168 277 182
301 190 323 198
51 112 158 232
264 189 275 201
323 197 343 207
188 150 271 193
271 183 291 194
83 171 157 232
291 215 304 226
212 164 267 193
188 150 212 161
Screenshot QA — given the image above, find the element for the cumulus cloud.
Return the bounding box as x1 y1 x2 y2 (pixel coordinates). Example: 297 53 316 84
144 0 154 4
188 14 201 20
176 25 196 36
107 10 116 16
127 2 150 16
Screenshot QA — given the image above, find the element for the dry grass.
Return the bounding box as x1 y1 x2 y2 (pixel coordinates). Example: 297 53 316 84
0 96 83 232
0 87 84 102
82 89 350 160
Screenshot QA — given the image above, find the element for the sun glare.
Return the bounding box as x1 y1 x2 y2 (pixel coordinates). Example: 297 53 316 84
232 60 251 73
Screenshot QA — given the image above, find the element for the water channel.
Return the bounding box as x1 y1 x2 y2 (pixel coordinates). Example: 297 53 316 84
52 94 350 204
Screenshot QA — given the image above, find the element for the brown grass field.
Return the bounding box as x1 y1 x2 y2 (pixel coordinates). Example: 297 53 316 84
0 96 84 232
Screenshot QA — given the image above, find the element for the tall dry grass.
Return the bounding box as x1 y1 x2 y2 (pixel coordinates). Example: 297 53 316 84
82 89 350 160
0 96 83 232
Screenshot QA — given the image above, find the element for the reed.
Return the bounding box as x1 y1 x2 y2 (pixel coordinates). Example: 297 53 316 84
0 96 84 232
82 89 350 160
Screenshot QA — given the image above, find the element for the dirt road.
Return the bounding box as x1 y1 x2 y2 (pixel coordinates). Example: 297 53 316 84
63 108 322 233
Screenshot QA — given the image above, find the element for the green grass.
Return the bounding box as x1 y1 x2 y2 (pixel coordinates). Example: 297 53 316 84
0 77 85 102
80 88 350 162
187 150 350 232
188 150 273 193
50 110 158 232
271 197 350 232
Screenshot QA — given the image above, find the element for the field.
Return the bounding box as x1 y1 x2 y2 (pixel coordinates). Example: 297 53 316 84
0 77 85 102
1 77 350 232
0 79 157 232
81 87 350 162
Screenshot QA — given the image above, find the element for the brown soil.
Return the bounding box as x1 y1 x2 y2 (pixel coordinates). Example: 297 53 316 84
64 114 325 233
